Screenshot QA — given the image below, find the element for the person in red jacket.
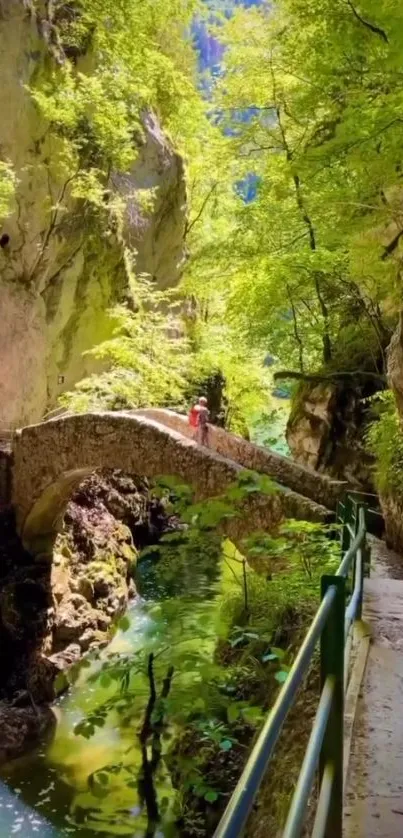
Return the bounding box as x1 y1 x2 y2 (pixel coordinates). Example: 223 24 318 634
188 396 210 446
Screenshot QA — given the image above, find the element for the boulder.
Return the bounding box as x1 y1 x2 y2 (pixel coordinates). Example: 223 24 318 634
70 575 94 602
78 628 107 652
53 593 98 646
0 701 56 765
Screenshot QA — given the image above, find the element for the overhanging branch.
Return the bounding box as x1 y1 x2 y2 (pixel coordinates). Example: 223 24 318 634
345 0 388 43
273 369 387 384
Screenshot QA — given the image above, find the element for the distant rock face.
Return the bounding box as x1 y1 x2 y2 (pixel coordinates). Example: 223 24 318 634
112 111 187 291
0 1 187 427
286 379 377 490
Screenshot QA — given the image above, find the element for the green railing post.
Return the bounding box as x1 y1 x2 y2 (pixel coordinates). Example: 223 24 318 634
351 502 362 601
341 496 351 554
362 509 371 579
355 546 364 621
320 575 345 838
363 541 371 578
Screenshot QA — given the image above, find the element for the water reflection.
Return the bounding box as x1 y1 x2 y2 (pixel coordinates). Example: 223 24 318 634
0 783 60 836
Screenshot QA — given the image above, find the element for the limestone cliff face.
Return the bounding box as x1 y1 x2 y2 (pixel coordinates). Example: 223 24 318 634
286 379 378 490
0 1 187 428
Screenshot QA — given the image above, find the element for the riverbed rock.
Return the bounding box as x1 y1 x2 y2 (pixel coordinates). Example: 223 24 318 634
78 627 108 652
0 701 56 765
97 613 112 632
53 593 99 647
70 574 94 602
51 554 71 604
0 576 51 642
28 645 82 701
0 470 173 712
49 471 143 657
49 644 82 674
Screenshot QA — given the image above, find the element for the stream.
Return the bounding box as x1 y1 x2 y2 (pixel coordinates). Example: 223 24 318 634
0 545 240 837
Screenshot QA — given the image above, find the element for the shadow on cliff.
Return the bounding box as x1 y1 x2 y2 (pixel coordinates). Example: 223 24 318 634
0 508 51 699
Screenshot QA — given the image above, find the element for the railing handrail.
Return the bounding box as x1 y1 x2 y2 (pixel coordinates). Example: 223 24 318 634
214 586 337 837
214 494 370 838
337 506 365 578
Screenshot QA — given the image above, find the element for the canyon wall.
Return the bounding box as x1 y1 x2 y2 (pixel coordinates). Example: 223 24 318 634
0 1 187 428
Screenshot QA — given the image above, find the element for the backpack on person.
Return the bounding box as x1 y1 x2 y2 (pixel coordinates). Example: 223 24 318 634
188 405 199 428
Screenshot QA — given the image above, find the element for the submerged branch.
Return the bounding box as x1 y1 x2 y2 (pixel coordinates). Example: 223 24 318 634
137 655 175 837
139 652 157 744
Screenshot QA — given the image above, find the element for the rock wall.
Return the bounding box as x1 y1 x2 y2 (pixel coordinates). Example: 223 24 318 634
0 1 187 427
286 379 379 490
0 469 175 763
387 314 403 419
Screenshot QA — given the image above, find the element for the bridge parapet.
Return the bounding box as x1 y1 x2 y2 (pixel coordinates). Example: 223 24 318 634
134 409 346 510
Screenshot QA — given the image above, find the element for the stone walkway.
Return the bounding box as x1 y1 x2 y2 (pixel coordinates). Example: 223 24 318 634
344 538 403 837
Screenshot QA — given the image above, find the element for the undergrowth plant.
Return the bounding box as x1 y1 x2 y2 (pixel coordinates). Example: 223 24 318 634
63 471 341 836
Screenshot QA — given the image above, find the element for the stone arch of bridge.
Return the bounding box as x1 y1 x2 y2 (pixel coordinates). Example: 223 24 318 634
12 412 315 557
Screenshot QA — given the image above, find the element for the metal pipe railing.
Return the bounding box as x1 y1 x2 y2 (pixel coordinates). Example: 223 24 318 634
213 495 370 838
213 586 336 838
311 764 334 838
283 676 334 838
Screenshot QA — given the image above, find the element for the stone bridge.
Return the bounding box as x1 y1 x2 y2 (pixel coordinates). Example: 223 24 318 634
135 409 346 509
4 410 346 556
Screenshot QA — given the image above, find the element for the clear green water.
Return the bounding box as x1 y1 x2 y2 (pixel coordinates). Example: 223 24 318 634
0 548 239 838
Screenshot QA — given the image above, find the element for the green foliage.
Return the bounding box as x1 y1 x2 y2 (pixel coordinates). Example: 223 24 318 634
57 471 341 835
0 161 16 221
60 277 190 411
30 0 206 206
185 312 275 434
183 0 403 377
241 519 339 581
366 391 403 495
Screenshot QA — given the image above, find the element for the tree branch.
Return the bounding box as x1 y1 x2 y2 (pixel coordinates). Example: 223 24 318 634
185 182 218 239
139 652 156 744
286 284 305 372
273 369 387 384
345 0 388 44
382 228 403 261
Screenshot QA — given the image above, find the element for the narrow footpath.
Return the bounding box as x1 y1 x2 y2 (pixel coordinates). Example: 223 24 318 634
344 538 403 837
